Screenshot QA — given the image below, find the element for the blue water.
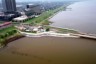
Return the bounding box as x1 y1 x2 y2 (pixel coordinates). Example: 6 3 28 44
50 0 96 35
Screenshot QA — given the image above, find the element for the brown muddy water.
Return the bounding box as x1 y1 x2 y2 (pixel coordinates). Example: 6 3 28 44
0 37 96 64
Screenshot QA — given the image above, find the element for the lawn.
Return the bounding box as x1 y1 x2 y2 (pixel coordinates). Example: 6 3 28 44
25 6 65 25
0 26 21 46
50 26 79 34
0 26 16 34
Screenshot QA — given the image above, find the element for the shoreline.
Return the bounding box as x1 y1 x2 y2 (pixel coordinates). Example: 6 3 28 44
50 26 83 34
1 3 96 48
20 31 79 38
0 4 72 48
0 34 25 48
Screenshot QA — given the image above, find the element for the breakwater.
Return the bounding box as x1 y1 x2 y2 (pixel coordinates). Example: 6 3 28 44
20 31 79 38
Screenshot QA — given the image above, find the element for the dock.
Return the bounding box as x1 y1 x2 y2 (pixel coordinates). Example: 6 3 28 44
71 34 96 40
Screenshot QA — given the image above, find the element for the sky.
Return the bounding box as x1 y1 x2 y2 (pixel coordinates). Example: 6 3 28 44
0 0 88 2
16 0 85 2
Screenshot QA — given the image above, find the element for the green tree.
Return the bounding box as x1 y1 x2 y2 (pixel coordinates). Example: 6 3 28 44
12 30 17 33
4 33 9 37
0 34 6 39
46 28 50 32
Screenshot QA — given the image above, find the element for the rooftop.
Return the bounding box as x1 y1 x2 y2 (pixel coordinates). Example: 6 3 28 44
13 16 28 21
0 22 12 27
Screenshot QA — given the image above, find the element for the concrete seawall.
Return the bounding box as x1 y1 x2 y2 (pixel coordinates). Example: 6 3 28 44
20 31 96 40
20 31 79 38
71 34 96 40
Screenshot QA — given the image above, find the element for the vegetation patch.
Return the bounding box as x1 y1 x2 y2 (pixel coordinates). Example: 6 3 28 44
0 26 16 34
0 26 24 47
25 6 65 25
50 26 79 34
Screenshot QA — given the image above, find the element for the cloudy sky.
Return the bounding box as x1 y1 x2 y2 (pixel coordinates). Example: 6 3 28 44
0 0 88 2
16 0 85 2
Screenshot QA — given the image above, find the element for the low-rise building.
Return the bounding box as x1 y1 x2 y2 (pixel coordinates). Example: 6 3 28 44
13 16 28 23
0 12 21 21
25 4 42 16
24 8 34 16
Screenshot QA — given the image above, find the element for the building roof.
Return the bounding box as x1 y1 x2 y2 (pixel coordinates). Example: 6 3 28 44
13 16 28 21
0 22 12 27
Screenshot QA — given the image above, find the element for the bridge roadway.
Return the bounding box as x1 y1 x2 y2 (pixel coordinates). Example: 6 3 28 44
71 34 96 40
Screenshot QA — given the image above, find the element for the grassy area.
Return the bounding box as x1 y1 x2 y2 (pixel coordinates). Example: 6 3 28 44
57 28 79 34
0 26 19 46
50 26 79 34
0 26 16 34
58 28 79 34
0 33 24 47
0 21 3 24
25 5 65 25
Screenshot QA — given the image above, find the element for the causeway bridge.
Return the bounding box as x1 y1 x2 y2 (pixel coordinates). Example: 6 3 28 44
71 34 96 40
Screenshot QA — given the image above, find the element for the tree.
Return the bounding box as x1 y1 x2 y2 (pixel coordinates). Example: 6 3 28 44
0 34 6 39
7 31 12 36
4 33 9 37
46 28 50 32
12 30 17 33
0 39 5 46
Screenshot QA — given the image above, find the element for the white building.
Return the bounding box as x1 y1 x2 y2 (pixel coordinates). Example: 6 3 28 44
13 16 28 22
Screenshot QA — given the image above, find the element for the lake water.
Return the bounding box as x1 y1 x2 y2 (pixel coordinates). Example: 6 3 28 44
0 37 96 64
50 0 96 35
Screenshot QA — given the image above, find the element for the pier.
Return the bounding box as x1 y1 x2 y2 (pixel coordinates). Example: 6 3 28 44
71 34 96 40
